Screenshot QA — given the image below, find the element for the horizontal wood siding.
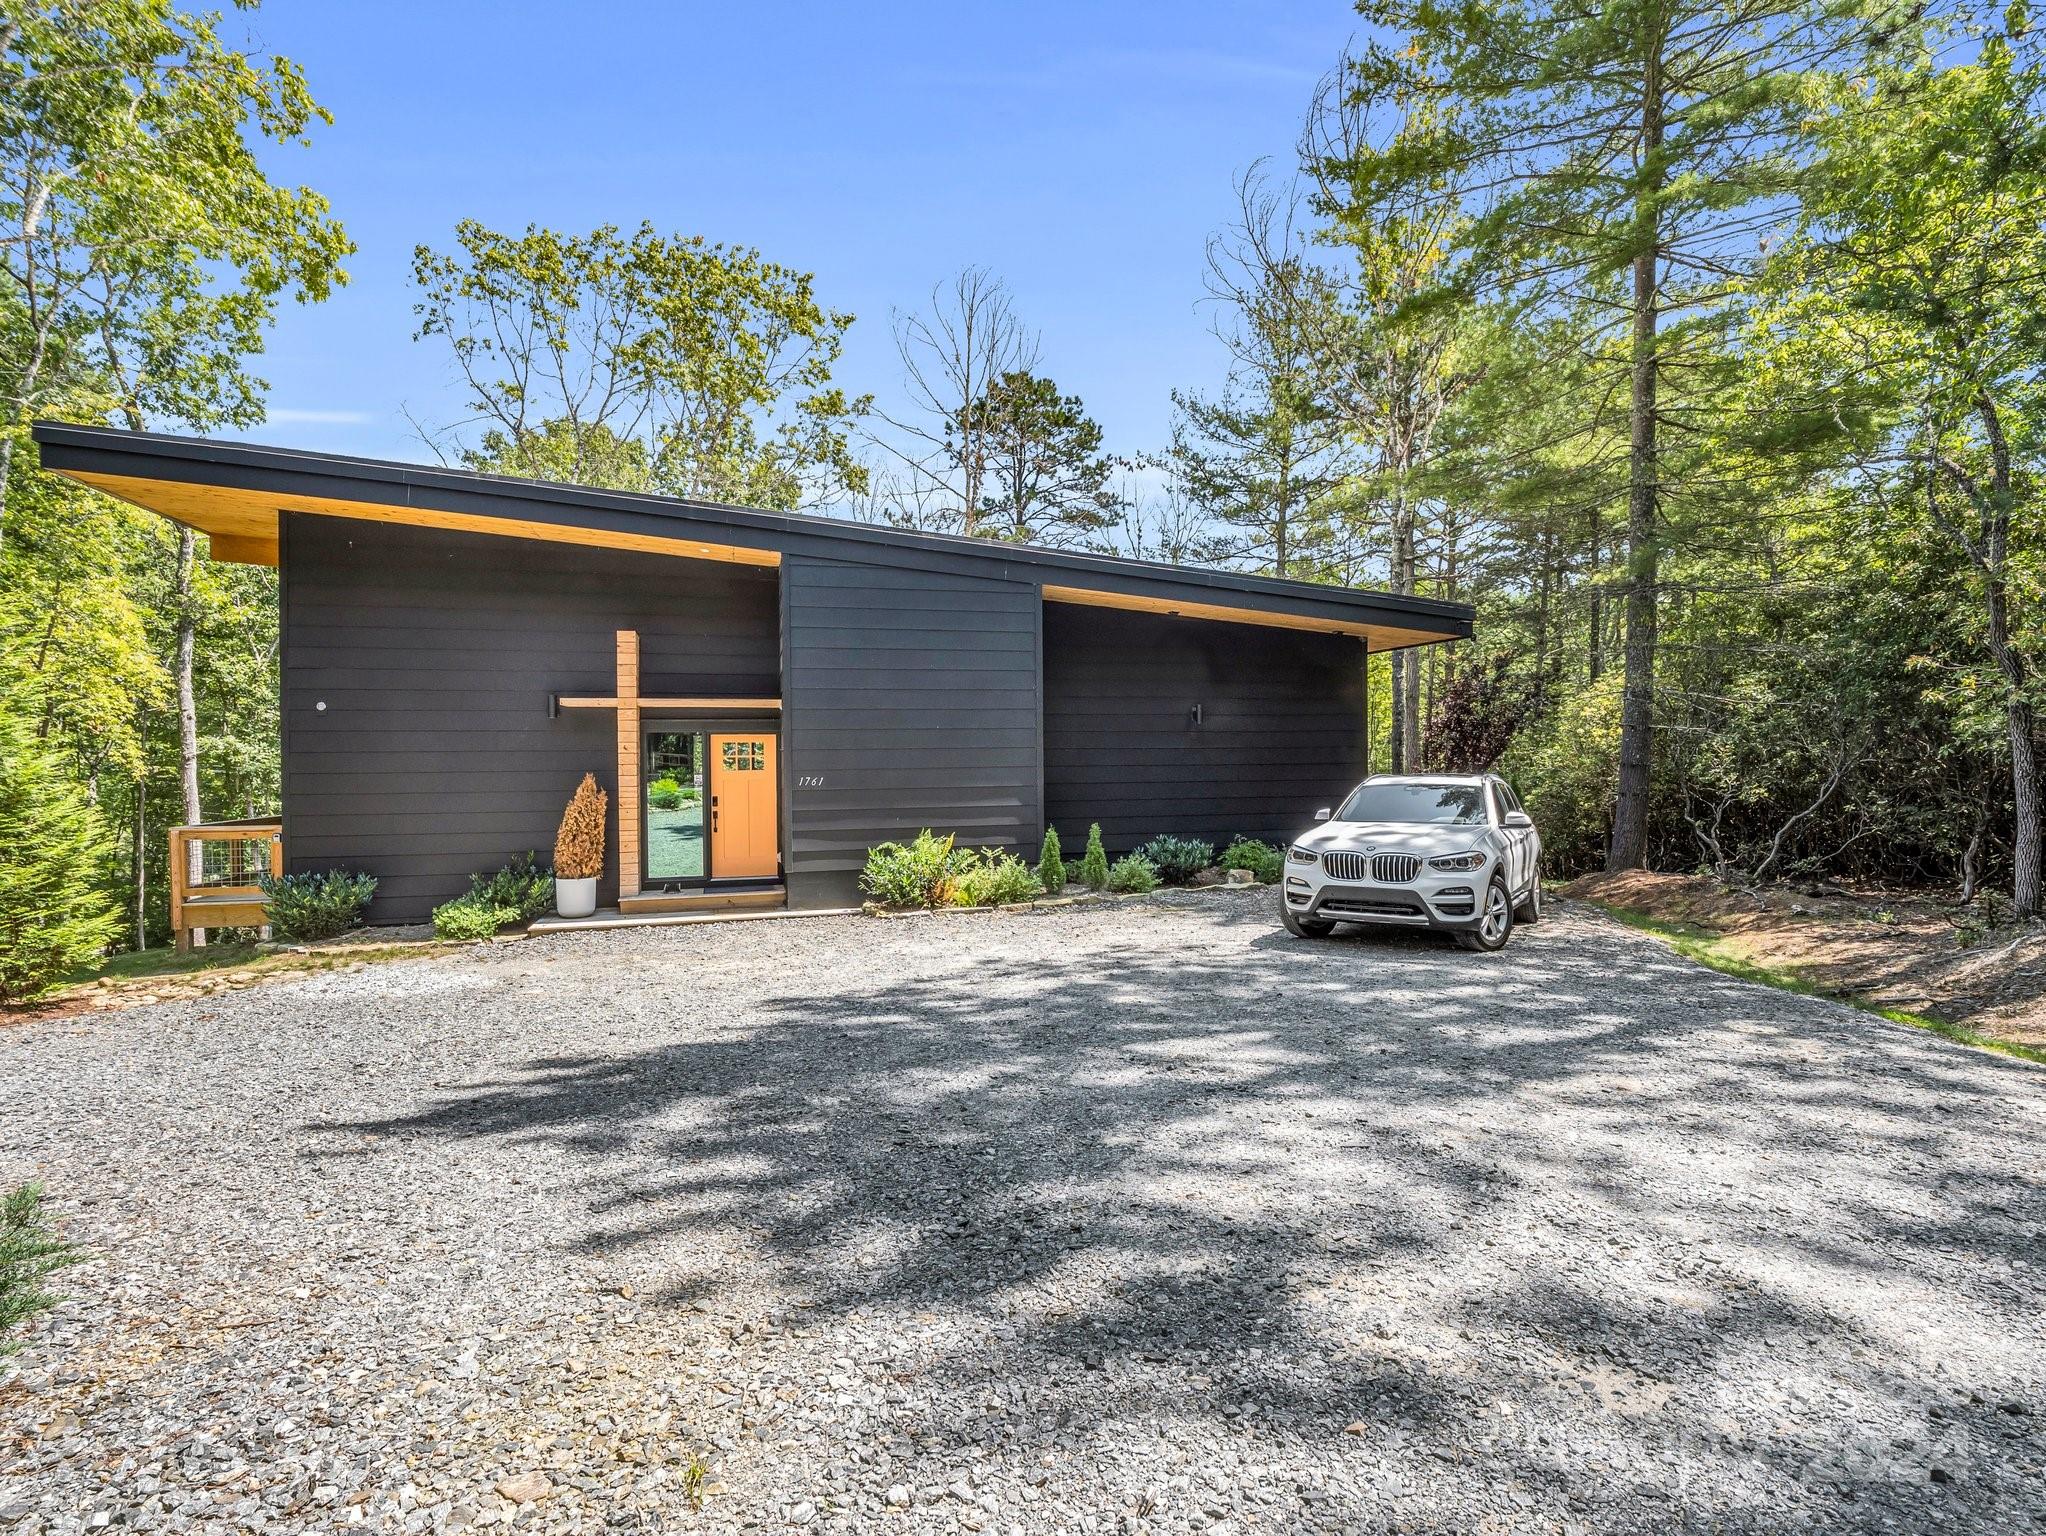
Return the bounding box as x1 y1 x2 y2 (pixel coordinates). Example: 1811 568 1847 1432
281 513 778 921
782 555 1040 906
1043 603 1366 852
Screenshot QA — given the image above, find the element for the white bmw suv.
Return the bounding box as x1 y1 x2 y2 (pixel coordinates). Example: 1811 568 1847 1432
1281 774 1543 951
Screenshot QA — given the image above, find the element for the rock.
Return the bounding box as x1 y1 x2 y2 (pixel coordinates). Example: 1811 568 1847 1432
1224 869 1255 886
885 1484 913 1508
1343 1421 1367 1436
493 1473 550 1504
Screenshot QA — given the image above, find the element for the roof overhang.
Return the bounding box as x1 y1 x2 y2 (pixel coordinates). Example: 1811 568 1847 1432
33 422 1474 650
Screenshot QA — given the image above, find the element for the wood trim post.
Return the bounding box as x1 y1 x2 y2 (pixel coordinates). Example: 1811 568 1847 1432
170 826 189 953
615 630 641 899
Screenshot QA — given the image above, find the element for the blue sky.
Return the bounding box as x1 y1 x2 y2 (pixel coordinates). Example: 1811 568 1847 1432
231 2 1360 472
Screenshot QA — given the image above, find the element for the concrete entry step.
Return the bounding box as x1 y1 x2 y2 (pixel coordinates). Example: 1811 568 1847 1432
615 883 785 916
527 904 857 935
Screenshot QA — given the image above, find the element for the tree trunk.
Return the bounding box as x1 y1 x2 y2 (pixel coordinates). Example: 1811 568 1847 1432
133 770 148 952
1273 454 1290 579
1392 504 1421 770
2006 696 2040 918
1608 56 1664 873
1388 651 1407 774
174 527 204 945
0 431 13 556
1983 567 2040 917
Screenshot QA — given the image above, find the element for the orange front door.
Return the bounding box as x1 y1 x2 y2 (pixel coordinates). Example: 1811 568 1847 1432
709 733 779 879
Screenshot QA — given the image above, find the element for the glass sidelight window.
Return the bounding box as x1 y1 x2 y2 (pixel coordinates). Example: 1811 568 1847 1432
644 731 707 883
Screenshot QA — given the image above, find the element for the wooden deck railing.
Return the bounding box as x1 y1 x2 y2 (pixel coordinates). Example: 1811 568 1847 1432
170 819 283 951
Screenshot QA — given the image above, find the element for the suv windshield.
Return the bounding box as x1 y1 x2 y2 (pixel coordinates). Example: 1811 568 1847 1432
1335 782 1489 825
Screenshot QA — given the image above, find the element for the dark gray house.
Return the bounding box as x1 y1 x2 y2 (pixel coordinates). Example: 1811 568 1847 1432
35 423 1474 921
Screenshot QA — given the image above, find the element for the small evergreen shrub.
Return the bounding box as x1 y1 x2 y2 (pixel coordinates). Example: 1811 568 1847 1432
258 869 377 942
1 1182 80 1357
646 776 684 810
1220 838 1283 884
1038 826 1065 893
954 849 1043 907
1078 823 1109 891
1105 854 1160 894
1133 835 1215 886
0 716 119 1000
432 891 514 941
468 852 554 921
861 830 965 908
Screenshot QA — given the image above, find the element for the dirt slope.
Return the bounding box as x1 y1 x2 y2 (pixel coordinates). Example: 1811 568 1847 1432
1563 870 2046 1048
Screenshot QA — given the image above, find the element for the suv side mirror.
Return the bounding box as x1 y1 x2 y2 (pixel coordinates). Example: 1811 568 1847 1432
1505 810 1533 829
1313 807 1332 822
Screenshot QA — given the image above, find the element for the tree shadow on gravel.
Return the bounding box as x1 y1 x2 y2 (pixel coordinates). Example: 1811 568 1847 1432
317 901 2046 1533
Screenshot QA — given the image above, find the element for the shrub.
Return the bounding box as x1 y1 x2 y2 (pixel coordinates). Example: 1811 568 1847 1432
555 773 607 880
469 852 553 921
1133 835 1215 886
433 891 515 941
1105 854 1160 894
1 1182 80 1357
1078 823 1109 891
861 830 965 908
1038 826 1065 893
258 869 377 943
0 715 119 1000
1220 837 1283 884
955 848 1043 907
646 776 684 810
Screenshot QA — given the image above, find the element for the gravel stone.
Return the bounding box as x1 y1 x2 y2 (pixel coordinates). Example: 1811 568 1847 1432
3 891 2042 1533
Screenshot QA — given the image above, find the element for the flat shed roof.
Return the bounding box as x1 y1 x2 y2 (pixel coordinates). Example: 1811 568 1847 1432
32 422 1474 650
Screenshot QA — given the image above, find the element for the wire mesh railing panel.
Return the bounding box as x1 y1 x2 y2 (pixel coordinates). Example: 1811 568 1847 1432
183 831 280 889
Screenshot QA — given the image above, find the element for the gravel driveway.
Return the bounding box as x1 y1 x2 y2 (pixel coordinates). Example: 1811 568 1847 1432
4 892 2043 1535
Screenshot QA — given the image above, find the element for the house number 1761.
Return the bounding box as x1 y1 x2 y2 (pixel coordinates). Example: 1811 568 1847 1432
798 775 826 788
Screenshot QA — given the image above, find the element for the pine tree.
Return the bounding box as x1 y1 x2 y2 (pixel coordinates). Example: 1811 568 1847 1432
0 715 118 1000
1 1182 81 1356
1038 826 1065 893
1336 0 1903 865
1078 823 1109 892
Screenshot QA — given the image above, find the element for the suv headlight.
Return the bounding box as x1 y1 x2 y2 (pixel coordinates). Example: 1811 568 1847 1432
1287 843 1320 864
1428 850 1487 872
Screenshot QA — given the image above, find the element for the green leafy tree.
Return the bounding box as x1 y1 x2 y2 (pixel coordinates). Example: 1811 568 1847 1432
412 220 868 509
0 0 346 948
1037 825 1064 892
1755 24 2046 913
0 712 117 998
1335 0 1906 863
0 0 351 539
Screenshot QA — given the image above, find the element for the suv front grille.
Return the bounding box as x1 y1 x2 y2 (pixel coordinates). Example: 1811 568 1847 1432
1321 851 1369 881
1372 853 1422 884
1320 850 1423 883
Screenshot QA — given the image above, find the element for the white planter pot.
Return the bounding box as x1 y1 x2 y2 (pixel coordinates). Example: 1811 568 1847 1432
555 876 598 918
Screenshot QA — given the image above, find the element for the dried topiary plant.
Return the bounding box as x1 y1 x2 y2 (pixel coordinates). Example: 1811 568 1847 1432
554 773 608 880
